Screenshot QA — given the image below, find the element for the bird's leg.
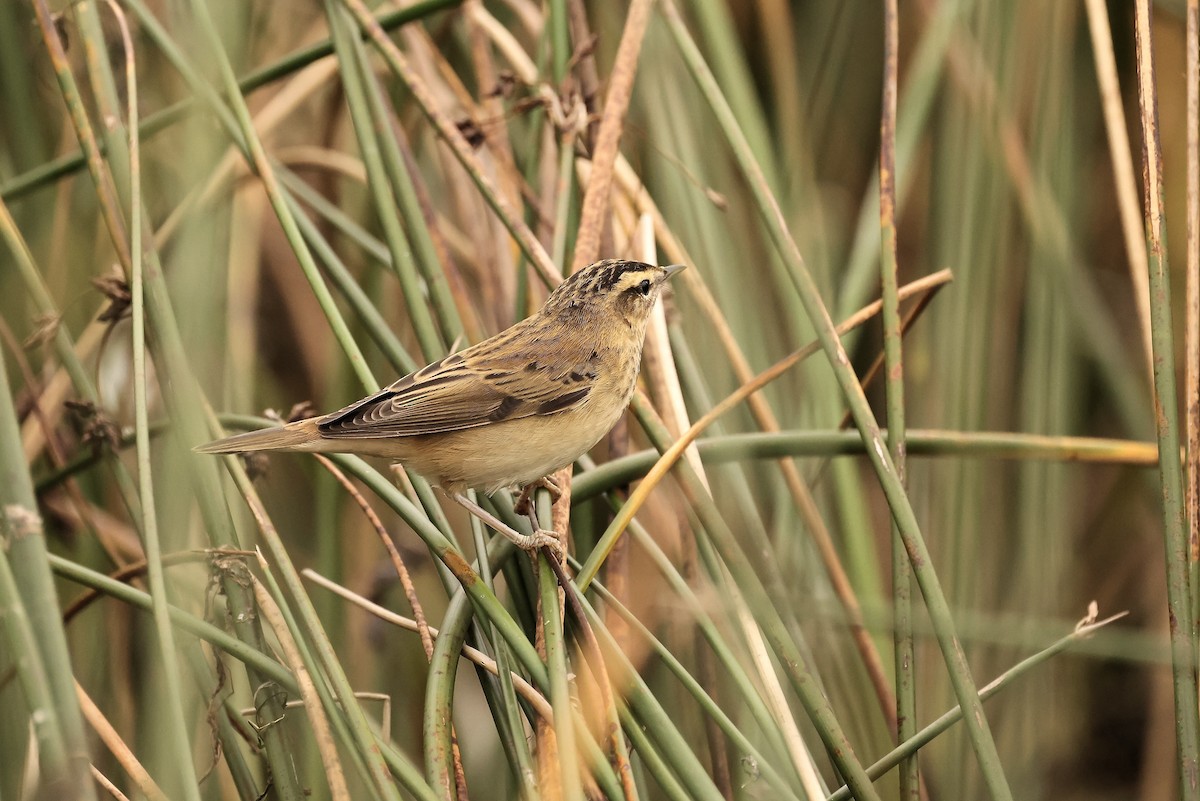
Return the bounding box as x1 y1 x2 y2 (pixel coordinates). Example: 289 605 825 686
452 493 562 558
513 476 562 516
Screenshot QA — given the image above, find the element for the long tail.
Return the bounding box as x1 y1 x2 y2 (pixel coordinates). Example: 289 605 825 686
194 419 321 454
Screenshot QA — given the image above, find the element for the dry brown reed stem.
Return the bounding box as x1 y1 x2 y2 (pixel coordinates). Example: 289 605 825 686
399 18 479 120
402 22 518 326
554 0 651 611
566 0 603 148
469 3 537 84
303 568 555 720
464 0 522 209
75 681 169 801
1186 0 1200 561
251 567 351 801
569 0 653 274
91 766 133 801
1082 0 1154 372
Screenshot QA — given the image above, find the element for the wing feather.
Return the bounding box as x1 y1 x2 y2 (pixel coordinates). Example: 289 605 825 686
317 332 597 438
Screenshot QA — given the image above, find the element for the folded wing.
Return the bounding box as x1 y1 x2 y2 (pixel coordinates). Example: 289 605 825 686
318 333 596 438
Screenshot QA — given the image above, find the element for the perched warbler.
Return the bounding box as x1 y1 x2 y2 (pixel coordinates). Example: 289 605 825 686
197 258 685 554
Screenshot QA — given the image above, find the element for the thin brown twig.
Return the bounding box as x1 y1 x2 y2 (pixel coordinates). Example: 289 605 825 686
1186 0 1200 564
311 455 473 800
62 551 245 623
312 454 434 659
90 766 133 801
76 681 169 801
819 281 948 470
569 0 653 274
1083 0 1154 373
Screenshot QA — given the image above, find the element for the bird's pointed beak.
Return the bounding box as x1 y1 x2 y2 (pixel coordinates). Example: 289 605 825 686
662 263 687 279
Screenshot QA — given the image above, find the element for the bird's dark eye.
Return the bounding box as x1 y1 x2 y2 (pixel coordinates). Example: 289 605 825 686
637 279 651 296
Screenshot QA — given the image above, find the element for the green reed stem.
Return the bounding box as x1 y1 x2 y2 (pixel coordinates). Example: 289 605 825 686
661 5 1014 795
879 0 917 796
0 348 90 798
1133 3 1200 797
119 8 201 794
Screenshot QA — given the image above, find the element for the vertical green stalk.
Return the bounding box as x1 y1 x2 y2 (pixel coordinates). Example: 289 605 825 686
0 349 93 799
468 517 539 799
117 5 201 796
40 1 306 793
354 37 464 348
537 505 583 800
182 0 376 393
660 4 1013 798
1133 3 1200 798
424 590 472 799
622 397 882 801
879 0 917 798
324 1 445 361
1186 0 1200 633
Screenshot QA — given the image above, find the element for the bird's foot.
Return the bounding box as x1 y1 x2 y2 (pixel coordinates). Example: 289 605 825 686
452 492 564 561
514 476 562 516
508 527 564 560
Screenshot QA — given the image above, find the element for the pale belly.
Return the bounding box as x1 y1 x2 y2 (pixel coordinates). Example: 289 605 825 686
319 345 642 494
406 394 626 493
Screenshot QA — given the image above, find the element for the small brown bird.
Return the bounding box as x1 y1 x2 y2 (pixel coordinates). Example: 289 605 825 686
197 259 685 553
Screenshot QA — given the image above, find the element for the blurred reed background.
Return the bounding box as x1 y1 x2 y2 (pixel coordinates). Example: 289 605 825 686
1 0 1197 799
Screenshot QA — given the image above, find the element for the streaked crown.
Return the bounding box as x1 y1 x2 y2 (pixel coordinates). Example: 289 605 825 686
542 259 683 320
